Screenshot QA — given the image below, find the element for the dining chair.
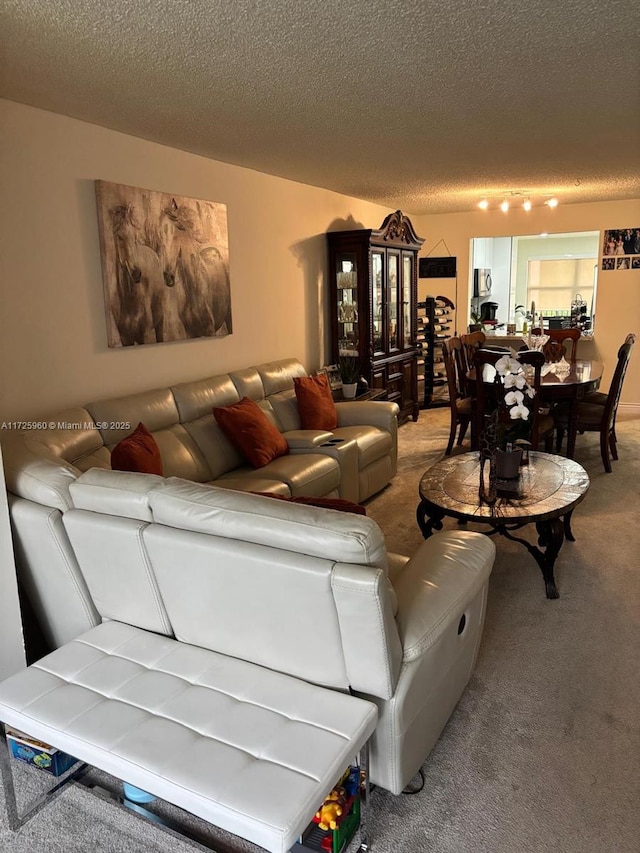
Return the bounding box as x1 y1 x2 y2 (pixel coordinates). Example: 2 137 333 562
459 331 486 375
473 348 555 451
441 337 473 455
532 327 581 363
554 333 635 472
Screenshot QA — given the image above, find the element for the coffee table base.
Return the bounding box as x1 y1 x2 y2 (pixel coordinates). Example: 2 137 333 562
417 452 589 601
416 503 578 600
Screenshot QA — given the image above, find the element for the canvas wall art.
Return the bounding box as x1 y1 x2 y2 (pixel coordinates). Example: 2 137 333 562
95 181 232 347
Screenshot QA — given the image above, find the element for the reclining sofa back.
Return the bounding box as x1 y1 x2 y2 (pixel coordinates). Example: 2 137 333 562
64 469 403 700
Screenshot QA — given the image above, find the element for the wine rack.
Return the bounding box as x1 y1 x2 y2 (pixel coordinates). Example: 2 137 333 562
417 295 455 407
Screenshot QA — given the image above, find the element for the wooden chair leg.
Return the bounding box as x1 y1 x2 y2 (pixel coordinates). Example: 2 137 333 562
544 433 553 452
600 430 612 473
555 428 565 453
609 431 618 461
446 418 457 455
457 418 470 446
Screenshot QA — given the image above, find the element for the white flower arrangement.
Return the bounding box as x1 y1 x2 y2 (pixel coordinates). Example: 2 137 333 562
494 353 536 422
496 355 536 421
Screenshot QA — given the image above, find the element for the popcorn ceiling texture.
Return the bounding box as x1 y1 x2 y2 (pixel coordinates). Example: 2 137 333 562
1 0 638 213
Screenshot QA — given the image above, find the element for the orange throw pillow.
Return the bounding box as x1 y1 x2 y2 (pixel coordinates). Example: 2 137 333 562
213 397 289 469
252 493 366 516
111 422 164 475
293 374 338 430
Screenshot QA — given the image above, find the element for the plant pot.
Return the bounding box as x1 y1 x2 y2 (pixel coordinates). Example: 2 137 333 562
341 383 358 399
495 448 523 479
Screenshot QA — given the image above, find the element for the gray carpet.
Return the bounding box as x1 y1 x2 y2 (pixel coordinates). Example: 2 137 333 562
1 409 639 852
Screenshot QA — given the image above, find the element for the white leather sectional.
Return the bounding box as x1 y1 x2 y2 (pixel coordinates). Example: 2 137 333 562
0 355 496 848
2 358 399 650
2 468 495 797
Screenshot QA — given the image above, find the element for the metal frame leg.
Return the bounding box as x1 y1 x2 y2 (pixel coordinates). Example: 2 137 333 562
357 740 371 852
0 722 89 831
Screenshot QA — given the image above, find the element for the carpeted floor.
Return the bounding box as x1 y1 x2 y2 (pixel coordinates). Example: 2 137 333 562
1 408 639 852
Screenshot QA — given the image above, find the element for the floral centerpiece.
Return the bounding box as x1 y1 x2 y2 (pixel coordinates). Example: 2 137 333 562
493 352 536 450
479 352 536 500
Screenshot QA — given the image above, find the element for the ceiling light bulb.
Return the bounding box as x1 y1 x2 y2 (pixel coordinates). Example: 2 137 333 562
546 197 559 208
478 199 489 210
523 198 532 211
500 200 509 213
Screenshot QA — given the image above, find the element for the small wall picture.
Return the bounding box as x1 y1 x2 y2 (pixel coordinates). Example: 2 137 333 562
601 227 640 270
95 180 232 347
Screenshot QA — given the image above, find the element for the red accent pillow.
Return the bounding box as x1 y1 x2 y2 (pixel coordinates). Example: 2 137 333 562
213 397 289 469
293 374 338 430
111 422 164 475
252 493 366 516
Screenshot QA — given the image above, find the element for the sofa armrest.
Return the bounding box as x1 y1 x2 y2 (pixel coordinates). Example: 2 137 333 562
392 531 495 661
335 401 399 431
283 430 334 449
287 438 359 502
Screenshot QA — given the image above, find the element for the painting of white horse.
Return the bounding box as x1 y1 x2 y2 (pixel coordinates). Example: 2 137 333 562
95 181 232 347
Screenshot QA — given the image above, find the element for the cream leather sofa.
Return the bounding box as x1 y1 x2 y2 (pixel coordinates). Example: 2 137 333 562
19 468 495 796
2 357 399 650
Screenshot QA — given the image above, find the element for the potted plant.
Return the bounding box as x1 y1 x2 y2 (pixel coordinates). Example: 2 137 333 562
339 356 361 398
469 310 485 333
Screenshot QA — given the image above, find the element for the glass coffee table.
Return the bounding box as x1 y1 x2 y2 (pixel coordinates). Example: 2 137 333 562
417 451 590 599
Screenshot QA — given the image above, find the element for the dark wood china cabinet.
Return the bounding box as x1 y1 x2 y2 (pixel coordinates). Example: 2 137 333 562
327 210 424 422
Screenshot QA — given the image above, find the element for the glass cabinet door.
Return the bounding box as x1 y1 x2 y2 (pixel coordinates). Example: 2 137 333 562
372 251 384 354
402 253 413 349
387 253 399 351
336 255 359 356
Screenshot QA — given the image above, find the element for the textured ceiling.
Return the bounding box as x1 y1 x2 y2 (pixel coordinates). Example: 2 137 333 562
1 0 639 214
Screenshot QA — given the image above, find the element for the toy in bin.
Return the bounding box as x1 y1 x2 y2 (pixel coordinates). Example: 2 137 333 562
6 728 77 777
294 766 362 853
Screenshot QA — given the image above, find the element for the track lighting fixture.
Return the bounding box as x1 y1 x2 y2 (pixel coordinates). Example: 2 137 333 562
477 193 560 212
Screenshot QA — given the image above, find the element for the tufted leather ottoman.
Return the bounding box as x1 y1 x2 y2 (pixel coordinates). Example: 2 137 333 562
0 621 377 853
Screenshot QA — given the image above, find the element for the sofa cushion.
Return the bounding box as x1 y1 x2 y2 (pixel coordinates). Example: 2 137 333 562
111 422 164 476
293 374 338 431
213 397 289 469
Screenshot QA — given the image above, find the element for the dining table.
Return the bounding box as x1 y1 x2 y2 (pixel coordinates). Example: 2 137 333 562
466 359 604 458
539 359 604 457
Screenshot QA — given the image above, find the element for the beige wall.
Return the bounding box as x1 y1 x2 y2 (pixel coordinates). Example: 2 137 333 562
0 100 391 421
1 100 638 420
413 201 640 408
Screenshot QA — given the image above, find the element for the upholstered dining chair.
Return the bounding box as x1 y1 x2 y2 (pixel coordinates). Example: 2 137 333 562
473 348 555 451
554 333 635 472
441 337 473 455
532 327 581 363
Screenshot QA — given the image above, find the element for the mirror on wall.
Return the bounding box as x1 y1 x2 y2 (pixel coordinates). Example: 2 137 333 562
470 231 600 335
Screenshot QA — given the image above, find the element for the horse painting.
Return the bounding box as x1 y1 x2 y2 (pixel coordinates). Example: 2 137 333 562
160 200 232 338
96 181 232 347
109 204 166 345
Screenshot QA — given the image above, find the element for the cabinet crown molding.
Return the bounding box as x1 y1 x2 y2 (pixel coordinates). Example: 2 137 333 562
375 210 424 247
